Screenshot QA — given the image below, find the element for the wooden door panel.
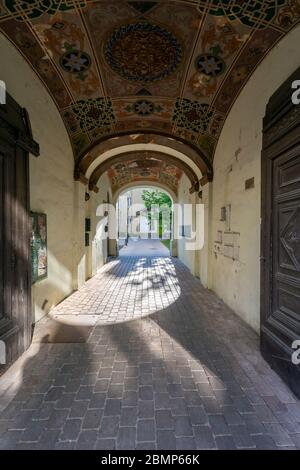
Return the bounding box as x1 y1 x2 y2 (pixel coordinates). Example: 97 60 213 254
0 94 38 373
0 152 3 321
261 69 300 398
278 154 300 192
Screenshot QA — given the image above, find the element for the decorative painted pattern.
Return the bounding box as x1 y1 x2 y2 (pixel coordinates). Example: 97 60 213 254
0 0 300 163
104 21 183 82
70 98 115 132
60 49 91 75
173 99 214 134
197 0 287 29
4 0 86 20
125 100 163 116
195 53 225 77
107 153 182 193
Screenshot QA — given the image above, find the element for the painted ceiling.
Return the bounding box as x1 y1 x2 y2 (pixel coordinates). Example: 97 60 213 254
1 0 300 171
106 151 183 193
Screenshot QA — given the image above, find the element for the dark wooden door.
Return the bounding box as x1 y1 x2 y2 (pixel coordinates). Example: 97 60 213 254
0 94 39 372
261 69 300 398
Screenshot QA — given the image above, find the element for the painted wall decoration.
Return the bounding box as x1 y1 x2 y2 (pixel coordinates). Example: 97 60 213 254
104 21 183 82
30 212 47 283
107 153 182 194
1 0 300 163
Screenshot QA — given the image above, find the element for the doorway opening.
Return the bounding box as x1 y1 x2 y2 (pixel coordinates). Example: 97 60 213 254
116 186 173 257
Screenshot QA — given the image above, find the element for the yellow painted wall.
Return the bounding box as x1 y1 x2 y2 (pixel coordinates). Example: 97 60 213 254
0 34 111 322
210 25 300 332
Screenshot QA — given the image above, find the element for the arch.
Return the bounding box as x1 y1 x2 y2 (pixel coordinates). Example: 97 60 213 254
75 131 213 185
113 181 177 205
88 150 199 194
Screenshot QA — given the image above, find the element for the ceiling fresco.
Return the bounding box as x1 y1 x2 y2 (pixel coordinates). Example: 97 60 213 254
87 149 199 194
106 151 183 194
1 0 300 173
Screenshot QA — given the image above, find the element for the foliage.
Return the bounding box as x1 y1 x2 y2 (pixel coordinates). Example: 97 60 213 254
141 190 172 238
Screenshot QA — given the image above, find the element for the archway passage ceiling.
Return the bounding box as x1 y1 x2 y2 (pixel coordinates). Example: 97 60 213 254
104 151 184 195
1 0 299 163
88 149 199 194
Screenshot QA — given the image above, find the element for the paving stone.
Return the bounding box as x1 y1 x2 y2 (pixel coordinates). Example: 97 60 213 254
201 397 221 415
137 419 155 442
170 398 188 416
136 441 157 450
60 418 82 441
154 392 170 409
55 393 75 410
139 386 154 401
69 401 89 418
1 256 300 451
188 406 208 425
89 392 106 409
94 379 110 392
126 366 139 378
155 410 174 429
76 430 98 449
174 415 193 437
176 437 196 450
263 422 295 447
120 407 138 426
252 434 277 450
230 424 256 449
209 415 230 436
76 386 94 401
98 416 120 438
82 409 103 429
95 438 116 450
215 435 236 450
45 387 64 402
116 426 136 450
194 425 216 450
107 384 123 399
20 421 45 442
46 409 69 429
138 400 155 419
104 399 121 416
157 430 176 450
123 391 138 407
223 405 244 425
111 372 125 384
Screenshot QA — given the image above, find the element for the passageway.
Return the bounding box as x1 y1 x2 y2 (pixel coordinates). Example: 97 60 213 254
0 256 299 450
119 239 170 258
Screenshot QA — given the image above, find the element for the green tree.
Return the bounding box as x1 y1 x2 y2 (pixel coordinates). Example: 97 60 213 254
141 190 172 238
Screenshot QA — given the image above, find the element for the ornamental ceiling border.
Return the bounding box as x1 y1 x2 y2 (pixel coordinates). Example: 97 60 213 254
0 0 299 172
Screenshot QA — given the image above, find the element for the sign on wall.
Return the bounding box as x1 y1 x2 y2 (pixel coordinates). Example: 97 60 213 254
30 212 47 283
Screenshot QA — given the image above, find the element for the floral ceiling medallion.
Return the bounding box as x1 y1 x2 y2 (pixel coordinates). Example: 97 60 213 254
60 50 91 74
104 22 182 82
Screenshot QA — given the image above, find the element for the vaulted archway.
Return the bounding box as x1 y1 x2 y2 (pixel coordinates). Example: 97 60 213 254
2 1 300 447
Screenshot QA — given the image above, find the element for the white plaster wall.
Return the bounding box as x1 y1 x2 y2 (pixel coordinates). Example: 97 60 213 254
210 25 300 333
177 174 196 274
0 34 78 322
90 173 112 276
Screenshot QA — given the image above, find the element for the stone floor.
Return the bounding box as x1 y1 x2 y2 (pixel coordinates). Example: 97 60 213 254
0 256 300 450
119 238 170 257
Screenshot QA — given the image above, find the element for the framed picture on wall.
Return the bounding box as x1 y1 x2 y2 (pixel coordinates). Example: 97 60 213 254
30 212 47 283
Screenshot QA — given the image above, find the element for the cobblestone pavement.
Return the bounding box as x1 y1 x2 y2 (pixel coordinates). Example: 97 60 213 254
0 256 300 450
